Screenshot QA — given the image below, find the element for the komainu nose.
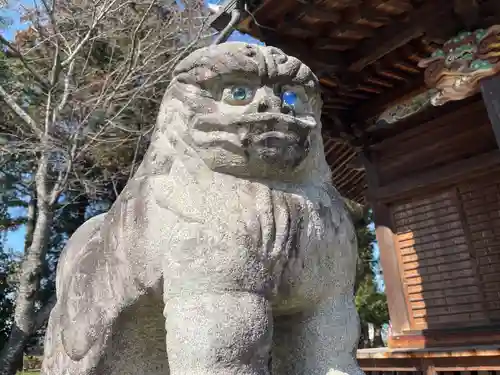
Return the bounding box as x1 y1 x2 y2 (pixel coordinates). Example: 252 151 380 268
257 100 269 113
257 95 281 113
257 95 291 114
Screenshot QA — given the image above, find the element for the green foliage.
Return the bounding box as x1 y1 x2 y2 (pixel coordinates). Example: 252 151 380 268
0 245 19 351
20 355 42 371
0 64 29 352
0 158 30 233
354 210 389 346
355 278 389 327
354 211 376 292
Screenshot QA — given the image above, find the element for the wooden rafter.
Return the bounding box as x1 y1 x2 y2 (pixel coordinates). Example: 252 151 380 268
453 0 479 29
257 29 346 70
353 75 426 123
346 0 454 72
252 0 457 88
295 2 341 23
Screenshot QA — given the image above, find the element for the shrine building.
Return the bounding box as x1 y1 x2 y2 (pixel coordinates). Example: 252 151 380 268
210 0 500 373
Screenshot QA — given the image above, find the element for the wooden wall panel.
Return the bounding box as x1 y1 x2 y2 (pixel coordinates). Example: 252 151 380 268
387 172 500 332
370 98 500 337
391 189 489 330
458 176 500 322
375 100 497 186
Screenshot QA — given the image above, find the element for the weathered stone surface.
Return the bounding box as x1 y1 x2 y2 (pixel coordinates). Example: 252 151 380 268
41 42 363 375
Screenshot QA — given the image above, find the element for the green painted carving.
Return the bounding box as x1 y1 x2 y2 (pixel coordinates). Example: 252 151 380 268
376 89 437 127
418 25 500 106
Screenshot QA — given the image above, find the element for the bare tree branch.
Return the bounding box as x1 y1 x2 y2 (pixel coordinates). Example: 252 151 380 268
61 0 123 67
0 34 50 88
0 84 42 138
0 3 212 370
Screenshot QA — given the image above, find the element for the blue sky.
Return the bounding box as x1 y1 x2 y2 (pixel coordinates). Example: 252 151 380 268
207 0 261 44
1 0 29 40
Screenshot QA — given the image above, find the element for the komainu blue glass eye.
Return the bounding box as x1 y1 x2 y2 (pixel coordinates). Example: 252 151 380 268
282 90 298 107
231 86 251 101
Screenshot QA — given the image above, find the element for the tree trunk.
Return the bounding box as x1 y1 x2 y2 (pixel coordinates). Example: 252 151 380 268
0 158 52 375
373 326 384 348
358 322 370 349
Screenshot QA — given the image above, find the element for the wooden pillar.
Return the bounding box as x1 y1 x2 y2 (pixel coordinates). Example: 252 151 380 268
372 203 412 336
362 152 412 337
480 75 500 148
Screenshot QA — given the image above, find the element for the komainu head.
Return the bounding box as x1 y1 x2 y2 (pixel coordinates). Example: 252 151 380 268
140 42 330 184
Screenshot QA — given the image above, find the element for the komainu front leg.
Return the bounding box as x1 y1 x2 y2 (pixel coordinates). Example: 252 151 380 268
272 295 363 375
164 292 272 375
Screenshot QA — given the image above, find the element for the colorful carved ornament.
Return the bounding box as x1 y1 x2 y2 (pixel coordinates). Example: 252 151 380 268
376 89 436 127
418 26 500 106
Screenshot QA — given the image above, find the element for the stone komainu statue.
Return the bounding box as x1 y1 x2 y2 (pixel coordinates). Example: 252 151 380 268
41 42 363 375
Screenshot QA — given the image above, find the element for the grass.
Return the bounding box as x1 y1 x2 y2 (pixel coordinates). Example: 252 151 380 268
17 354 42 374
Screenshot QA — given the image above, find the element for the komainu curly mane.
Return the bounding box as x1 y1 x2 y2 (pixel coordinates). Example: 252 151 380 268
41 42 362 375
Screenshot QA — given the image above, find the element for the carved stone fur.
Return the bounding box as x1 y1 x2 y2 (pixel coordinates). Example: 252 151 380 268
41 42 363 375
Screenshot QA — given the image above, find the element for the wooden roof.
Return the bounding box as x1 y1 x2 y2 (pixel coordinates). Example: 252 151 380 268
210 0 500 204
